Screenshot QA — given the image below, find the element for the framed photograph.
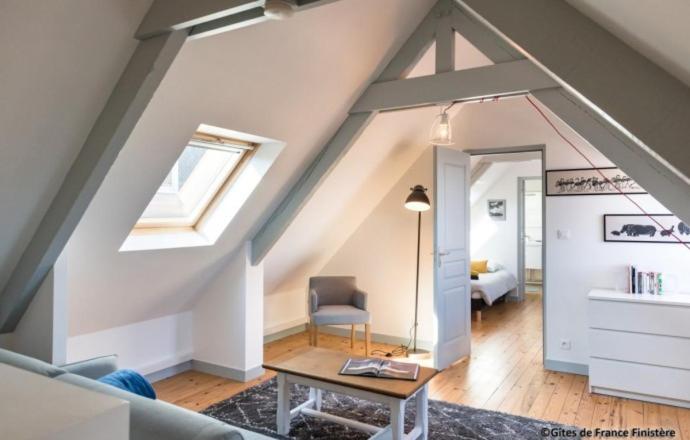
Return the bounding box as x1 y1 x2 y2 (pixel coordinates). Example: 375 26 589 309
546 167 646 196
603 214 690 244
488 199 506 221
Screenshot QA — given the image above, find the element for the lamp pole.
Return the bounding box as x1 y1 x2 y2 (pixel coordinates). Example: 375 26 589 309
404 184 430 359
413 210 421 353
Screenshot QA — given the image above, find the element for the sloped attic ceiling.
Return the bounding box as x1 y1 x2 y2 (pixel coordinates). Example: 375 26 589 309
65 0 438 336
264 31 493 295
0 0 152 297
568 0 690 87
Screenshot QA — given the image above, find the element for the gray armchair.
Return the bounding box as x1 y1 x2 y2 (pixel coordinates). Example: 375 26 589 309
308 276 371 354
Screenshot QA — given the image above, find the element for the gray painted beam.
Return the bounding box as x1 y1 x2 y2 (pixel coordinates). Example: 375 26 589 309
533 88 690 224
435 1 455 74
351 60 557 113
251 112 376 264
189 7 267 40
450 3 521 63
136 0 262 40
139 0 345 41
457 0 690 188
0 30 188 333
250 1 443 264
377 3 440 83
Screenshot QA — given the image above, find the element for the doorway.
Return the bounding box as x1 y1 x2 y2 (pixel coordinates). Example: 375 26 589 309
518 177 543 300
459 145 545 366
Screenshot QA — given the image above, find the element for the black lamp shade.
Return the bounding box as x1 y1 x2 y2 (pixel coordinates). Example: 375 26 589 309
405 185 431 212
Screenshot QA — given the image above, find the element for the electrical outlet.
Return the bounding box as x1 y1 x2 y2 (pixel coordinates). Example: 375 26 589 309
560 339 572 350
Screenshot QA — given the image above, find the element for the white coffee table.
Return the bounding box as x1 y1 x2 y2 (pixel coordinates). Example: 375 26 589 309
263 347 438 440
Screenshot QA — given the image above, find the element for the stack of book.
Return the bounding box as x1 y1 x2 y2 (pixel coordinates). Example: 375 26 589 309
628 265 663 294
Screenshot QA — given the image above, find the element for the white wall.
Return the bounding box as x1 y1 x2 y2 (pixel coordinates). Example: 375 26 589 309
67 312 193 375
454 97 690 368
568 0 690 87
263 148 435 344
193 243 264 378
470 160 541 278
263 96 690 370
307 149 435 345
264 287 308 335
261 96 690 372
1 254 68 364
545 195 690 365
263 32 492 310
0 0 151 293
60 0 436 375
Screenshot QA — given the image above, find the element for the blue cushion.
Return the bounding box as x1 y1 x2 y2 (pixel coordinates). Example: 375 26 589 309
98 369 156 399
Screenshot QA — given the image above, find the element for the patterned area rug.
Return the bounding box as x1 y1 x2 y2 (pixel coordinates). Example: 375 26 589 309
202 378 579 439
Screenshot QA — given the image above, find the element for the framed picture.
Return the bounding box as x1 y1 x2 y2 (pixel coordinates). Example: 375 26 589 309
546 167 646 196
603 214 690 244
488 199 506 221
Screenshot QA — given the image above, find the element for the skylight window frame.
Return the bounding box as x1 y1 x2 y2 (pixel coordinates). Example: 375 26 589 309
133 133 257 231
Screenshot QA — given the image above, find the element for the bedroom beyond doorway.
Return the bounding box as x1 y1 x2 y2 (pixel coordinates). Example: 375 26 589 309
467 148 544 333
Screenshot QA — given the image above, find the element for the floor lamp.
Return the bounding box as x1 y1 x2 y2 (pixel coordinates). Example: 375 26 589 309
404 185 431 359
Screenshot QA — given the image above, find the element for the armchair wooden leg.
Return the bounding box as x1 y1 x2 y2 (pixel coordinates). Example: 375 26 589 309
350 325 356 349
364 324 371 355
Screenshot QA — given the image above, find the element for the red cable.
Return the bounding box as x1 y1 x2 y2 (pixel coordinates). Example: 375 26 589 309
521 95 690 250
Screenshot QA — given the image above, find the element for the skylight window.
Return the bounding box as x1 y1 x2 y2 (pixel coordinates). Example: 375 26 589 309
135 133 255 229
120 125 284 253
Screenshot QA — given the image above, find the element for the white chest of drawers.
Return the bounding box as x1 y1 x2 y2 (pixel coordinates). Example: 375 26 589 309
588 289 690 408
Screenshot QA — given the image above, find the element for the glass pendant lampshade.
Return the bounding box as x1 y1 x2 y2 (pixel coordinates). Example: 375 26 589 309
405 185 431 212
429 107 453 146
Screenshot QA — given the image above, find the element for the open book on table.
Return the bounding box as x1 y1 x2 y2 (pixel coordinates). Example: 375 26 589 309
339 357 419 381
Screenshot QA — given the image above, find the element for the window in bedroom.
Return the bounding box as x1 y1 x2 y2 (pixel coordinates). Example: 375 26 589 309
134 132 256 229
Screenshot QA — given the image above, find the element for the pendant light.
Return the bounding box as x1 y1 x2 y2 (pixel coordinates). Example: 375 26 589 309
429 105 453 146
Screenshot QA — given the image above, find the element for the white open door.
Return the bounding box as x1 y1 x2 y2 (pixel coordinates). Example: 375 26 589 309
433 146 471 370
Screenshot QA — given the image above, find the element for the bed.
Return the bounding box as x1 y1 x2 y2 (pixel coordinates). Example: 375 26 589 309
471 269 518 321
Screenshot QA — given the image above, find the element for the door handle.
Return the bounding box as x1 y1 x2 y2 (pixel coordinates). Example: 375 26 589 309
436 250 450 268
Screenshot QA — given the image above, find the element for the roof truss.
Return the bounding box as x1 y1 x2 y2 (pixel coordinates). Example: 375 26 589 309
454 0 690 225
351 60 556 113
250 0 557 263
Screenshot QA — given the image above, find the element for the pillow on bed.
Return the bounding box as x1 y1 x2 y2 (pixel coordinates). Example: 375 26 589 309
487 261 504 273
471 260 488 273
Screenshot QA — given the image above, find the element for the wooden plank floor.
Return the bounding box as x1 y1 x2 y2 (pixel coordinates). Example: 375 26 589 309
154 293 688 437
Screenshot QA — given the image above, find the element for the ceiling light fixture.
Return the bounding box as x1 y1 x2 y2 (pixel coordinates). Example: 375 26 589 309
429 105 454 146
264 0 295 20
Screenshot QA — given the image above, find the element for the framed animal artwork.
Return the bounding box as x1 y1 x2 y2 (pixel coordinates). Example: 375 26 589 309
603 214 690 244
546 167 646 196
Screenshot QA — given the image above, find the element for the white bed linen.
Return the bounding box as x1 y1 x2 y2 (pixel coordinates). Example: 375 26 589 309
471 269 518 306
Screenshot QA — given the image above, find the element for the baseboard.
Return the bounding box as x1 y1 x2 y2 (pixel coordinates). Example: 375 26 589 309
264 322 307 344
264 317 308 336
146 360 192 383
138 351 193 377
544 358 589 376
319 326 434 351
192 359 264 382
